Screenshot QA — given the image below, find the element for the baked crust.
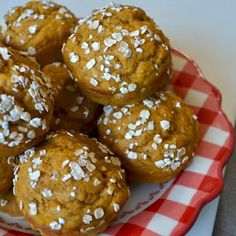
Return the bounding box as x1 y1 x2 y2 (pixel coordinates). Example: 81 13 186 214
63 3 171 105
0 46 54 159
3 1 77 66
98 91 199 183
14 131 129 235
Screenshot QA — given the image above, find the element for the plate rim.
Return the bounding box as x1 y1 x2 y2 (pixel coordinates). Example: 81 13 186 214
171 48 235 235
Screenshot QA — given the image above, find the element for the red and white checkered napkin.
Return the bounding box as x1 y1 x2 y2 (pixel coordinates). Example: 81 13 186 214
0 49 234 236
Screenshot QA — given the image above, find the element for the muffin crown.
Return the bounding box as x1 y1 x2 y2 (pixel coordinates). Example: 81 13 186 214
0 46 53 157
14 131 129 235
63 3 171 105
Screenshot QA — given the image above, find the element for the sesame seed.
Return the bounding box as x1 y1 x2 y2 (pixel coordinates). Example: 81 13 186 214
91 42 100 51
62 160 70 168
140 25 148 34
81 42 89 49
104 38 117 47
129 30 139 37
154 34 161 41
176 101 181 108
94 178 101 186
193 115 198 120
113 203 120 212
69 161 85 180
125 132 132 140
155 160 165 168
177 147 186 157
113 111 123 119
83 214 92 224
0 47 11 60
94 208 104 219
152 143 158 150
182 156 189 163
105 129 111 135
127 150 137 160
28 47 36 56
29 118 42 128
160 120 170 130
139 110 150 121
171 161 181 171
128 83 137 92
90 77 99 86
50 221 62 231
88 20 99 29
28 202 37 215
69 52 79 63
115 64 121 69
58 218 65 225
120 86 129 94
164 144 169 149
0 199 8 207
29 170 40 181
71 106 79 112
110 178 116 183
112 32 123 41
62 173 72 182
107 188 113 195
28 25 37 34
154 134 162 144
86 58 96 69
42 189 52 198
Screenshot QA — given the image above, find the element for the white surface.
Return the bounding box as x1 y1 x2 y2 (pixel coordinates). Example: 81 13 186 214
167 185 197 205
147 214 178 235
1 1 236 235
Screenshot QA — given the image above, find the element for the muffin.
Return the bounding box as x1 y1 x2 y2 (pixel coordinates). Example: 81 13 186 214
98 91 199 183
2 0 77 66
63 3 171 106
0 189 22 216
0 46 54 159
0 157 14 196
14 131 129 235
42 62 101 134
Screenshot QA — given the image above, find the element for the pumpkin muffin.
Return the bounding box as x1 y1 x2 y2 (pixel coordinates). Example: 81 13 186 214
98 91 199 183
2 0 77 66
42 62 101 134
14 131 129 235
0 46 54 159
63 3 171 106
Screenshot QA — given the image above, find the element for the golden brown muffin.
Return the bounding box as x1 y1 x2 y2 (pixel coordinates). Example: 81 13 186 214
98 91 199 183
2 1 77 66
63 3 171 106
14 131 129 236
42 62 101 134
0 46 54 159
0 157 14 196
0 189 22 216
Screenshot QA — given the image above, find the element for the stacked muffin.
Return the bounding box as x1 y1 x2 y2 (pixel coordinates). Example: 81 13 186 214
0 1 199 235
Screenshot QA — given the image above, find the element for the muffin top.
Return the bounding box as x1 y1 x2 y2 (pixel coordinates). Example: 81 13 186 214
14 131 129 235
2 0 77 66
98 91 199 181
63 3 171 105
0 46 53 158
